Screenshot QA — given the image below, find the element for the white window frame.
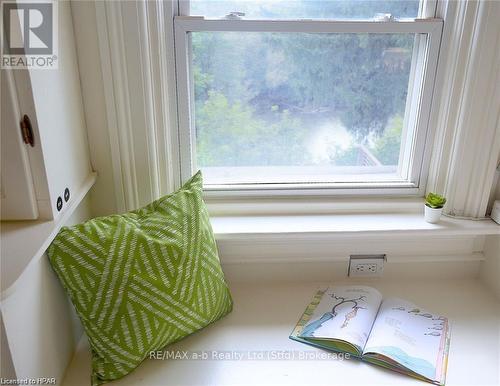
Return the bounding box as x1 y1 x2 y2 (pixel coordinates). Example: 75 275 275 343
92 0 499 217
174 14 443 197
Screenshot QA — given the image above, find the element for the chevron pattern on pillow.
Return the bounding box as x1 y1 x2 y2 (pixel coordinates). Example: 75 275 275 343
47 171 232 385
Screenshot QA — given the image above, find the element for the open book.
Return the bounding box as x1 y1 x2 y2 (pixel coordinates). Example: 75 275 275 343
290 286 451 385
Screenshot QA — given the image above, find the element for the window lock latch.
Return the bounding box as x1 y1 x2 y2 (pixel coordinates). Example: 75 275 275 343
225 11 245 20
374 13 394 22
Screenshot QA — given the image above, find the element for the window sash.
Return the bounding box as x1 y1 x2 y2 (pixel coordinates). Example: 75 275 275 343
175 17 441 34
174 17 443 196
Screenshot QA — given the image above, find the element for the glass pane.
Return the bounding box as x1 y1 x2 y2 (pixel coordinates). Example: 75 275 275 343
190 0 420 20
192 32 417 185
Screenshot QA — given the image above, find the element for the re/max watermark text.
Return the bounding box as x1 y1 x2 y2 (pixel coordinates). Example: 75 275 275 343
150 349 351 361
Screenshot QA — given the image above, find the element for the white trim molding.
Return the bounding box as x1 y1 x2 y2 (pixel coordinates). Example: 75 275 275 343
427 0 500 218
95 0 178 211
95 1 136 212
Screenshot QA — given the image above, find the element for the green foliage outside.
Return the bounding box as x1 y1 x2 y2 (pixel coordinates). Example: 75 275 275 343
372 115 404 166
191 1 417 169
196 91 307 166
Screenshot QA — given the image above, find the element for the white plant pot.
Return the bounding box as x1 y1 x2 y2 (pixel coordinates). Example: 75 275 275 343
424 205 443 224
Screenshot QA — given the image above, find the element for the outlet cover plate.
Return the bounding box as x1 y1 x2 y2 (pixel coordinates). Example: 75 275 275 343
348 254 386 277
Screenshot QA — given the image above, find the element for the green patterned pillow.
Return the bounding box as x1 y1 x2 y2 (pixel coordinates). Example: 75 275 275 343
47 171 232 385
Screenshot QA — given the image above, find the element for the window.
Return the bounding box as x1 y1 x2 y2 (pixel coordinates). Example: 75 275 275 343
174 1 442 195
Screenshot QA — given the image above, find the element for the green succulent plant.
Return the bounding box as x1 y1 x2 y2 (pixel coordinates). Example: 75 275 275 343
425 192 446 209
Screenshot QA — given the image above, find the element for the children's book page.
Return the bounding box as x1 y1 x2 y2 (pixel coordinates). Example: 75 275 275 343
299 286 382 352
363 297 449 383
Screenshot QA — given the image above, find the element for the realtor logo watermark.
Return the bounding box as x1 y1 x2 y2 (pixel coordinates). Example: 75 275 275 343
1 0 58 69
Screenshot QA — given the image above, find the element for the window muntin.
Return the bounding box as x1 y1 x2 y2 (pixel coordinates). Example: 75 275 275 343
174 13 442 194
189 0 421 20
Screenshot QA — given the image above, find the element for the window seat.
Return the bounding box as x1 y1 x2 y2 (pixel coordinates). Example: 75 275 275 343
61 278 500 386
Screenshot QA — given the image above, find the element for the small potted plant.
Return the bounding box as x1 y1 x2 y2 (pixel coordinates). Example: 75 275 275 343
424 193 446 223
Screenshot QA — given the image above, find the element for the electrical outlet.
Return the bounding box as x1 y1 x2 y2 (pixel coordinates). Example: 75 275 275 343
348 254 386 277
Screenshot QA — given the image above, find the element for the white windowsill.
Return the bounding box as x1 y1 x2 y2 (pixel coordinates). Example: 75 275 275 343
211 212 500 241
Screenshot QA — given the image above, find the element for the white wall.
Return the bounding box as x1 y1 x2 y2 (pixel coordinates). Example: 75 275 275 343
70 0 117 217
479 235 500 299
218 235 486 284
0 315 16 379
0 197 90 384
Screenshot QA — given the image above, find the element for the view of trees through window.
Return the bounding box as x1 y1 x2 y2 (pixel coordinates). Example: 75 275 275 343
189 1 422 184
